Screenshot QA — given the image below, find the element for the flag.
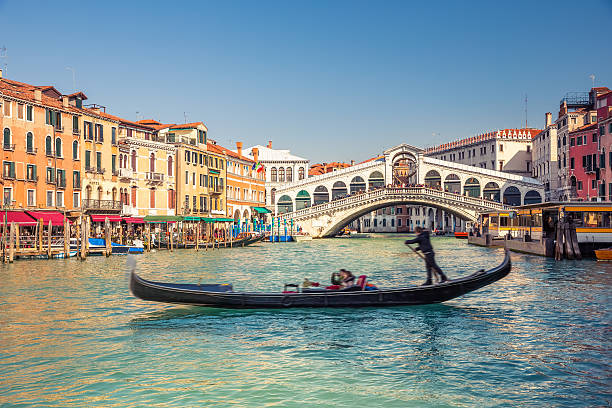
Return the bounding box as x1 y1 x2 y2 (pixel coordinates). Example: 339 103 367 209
256 163 264 173
252 162 256 170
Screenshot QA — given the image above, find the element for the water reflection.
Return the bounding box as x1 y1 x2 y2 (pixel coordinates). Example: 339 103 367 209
0 236 610 407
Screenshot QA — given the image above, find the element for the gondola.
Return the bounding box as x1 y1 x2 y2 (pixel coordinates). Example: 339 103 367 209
130 249 511 308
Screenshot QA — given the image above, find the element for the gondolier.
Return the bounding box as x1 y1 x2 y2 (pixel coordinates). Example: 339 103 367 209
405 226 448 285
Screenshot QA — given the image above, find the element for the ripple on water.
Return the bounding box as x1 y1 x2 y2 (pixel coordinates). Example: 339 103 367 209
0 236 611 407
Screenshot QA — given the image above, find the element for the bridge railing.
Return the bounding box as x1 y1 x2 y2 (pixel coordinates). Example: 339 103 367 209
277 186 512 220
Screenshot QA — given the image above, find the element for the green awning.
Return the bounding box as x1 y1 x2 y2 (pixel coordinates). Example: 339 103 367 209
209 169 220 175
252 206 271 214
204 217 235 223
184 216 204 221
144 215 184 222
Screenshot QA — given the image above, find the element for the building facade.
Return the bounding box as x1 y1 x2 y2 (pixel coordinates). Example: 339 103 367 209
532 112 559 201
205 142 228 217
426 128 541 177
217 142 266 223
241 141 309 207
597 91 612 201
567 123 599 201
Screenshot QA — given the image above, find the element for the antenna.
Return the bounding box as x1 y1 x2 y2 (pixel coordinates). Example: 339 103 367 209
524 93 528 129
136 111 141 121
66 67 76 91
0 46 7 76
589 74 595 88
183 112 188 123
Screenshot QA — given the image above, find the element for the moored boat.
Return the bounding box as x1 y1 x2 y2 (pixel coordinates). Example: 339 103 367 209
594 248 612 261
130 250 511 308
454 232 468 239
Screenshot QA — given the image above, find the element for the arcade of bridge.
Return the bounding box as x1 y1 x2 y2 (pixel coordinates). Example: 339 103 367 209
273 144 544 215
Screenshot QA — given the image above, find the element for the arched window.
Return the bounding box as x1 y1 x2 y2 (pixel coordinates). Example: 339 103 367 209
271 167 277 182
278 167 285 182
167 156 173 177
3 128 10 148
298 167 305 180
150 153 155 172
131 150 137 171
26 132 34 153
286 167 293 182
119 154 123 169
45 135 52 155
55 138 62 157
72 140 79 160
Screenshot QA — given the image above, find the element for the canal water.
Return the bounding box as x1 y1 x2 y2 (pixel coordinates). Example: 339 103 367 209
0 236 610 407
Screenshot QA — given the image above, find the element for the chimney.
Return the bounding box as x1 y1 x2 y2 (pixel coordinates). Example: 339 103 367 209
350 160 355 166
559 100 567 118
236 141 243 157
0 69 2 79
267 140 272 149
62 96 69 108
34 89 42 102
545 112 552 127
252 147 259 163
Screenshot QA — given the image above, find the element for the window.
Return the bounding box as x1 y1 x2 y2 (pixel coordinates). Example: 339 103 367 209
73 192 80 208
27 190 35 207
168 189 175 209
192 172 196 186
168 156 173 176
278 167 285 182
150 188 156 208
3 161 15 179
56 169 66 188
3 127 11 148
46 191 54 207
185 150 190 163
112 127 116 145
499 161 504 171
131 150 137 171
193 195 197 211
25 132 34 153
112 155 117 174
593 133 597 143
271 167 277 182
95 124 103 142
56 191 64 207
96 152 102 171
570 138 575 146
85 150 91 169
17 103 24 119
55 137 62 157
26 164 37 181
3 188 11 206
185 195 190 209
499 144 503 152
150 153 155 172
26 105 33 121
286 167 293 182
570 157 575 169
592 179 597 190
73 171 81 189
45 135 52 155
73 116 79 132
577 181 583 190
46 166 55 183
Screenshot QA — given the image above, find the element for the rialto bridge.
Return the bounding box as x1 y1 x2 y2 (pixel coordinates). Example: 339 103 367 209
272 144 545 237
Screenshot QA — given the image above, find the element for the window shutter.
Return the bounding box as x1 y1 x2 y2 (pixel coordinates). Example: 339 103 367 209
33 165 37 179
10 162 15 179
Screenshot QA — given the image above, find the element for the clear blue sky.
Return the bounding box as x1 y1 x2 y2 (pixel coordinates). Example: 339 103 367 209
1 0 611 163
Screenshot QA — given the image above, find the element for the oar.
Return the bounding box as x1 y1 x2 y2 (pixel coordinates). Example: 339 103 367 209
405 243 425 260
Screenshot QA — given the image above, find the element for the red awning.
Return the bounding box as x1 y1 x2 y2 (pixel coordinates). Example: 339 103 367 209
0 211 37 225
123 217 145 224
25 211 70 226
90 214 122 223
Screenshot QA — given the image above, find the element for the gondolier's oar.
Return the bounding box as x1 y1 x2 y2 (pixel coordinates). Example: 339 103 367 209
406 243 425 260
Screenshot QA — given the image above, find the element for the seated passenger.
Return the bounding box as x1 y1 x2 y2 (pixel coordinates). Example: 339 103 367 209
339 269 355 288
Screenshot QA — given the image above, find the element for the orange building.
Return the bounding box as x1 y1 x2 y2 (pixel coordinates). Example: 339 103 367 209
1 71 85 212
309 161 353 176
215 142 266 223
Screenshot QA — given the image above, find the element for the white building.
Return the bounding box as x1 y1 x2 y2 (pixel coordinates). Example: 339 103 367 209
241 141 309 207
426 128 541 177
532 112 559 201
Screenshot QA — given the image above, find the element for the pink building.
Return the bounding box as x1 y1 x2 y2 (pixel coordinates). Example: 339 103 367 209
597 90 612 200
568 123 599 200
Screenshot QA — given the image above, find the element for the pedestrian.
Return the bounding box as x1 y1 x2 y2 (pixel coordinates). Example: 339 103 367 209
405 226 448 285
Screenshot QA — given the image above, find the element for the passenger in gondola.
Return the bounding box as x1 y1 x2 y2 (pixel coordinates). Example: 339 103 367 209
405 226 448 286
339 269 355 288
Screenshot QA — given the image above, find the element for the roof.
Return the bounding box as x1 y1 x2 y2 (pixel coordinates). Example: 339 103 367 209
309 162 352 176
96 111 155 131
241 145 308 162
358 155 384 165
211 143 254 163
169 122 207 130
425 128 542 154
66 91 88 100
569 123 597 133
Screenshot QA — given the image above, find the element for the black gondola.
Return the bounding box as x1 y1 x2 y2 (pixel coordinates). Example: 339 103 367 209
130 250 511 308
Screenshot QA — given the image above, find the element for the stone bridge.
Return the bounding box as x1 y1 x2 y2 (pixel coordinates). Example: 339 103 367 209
271 144 545 237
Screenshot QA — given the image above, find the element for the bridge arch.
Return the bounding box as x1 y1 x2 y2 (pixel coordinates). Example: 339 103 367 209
464 177 481 197
350 176 366 194
483 182 501 202
424 170 441 189
277 195 293 213
295 190 311 210
368 171 385 190
503 186 521 206
319 197 478 238
444 173 461 193
313 185 329 205
524 190 542 204
332 181 347 199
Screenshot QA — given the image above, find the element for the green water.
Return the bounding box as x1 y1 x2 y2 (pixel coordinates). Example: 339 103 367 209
0 236 610 407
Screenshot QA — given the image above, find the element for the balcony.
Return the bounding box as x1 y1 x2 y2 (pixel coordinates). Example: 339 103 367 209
73 128 81 136
56 179 66 189
26 176 39 182
82 199 123 211
3 144 15 151
118 168 134 179
55 126 64 133
26 147 38 155
85 166 105 174
210 185 224 194
145 172 164 183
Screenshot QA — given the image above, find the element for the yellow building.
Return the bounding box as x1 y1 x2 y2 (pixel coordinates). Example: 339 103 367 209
206 142 228 217
158 122 209 216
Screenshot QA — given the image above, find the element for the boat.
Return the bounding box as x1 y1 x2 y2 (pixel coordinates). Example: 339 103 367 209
293 234 313 242
111 241 144 254
454 232 468 239
130 250 511 308
595 248 612 261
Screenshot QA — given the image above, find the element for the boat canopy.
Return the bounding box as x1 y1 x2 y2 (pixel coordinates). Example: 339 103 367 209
144 215 182 223
123 217 145 224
